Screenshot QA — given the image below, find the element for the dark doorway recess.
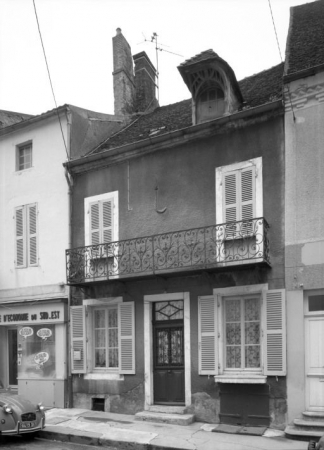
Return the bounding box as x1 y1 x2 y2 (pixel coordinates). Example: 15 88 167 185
219 384 270 426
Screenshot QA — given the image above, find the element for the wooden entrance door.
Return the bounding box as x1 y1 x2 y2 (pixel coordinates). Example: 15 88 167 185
153 300 185 405
306 315 324 411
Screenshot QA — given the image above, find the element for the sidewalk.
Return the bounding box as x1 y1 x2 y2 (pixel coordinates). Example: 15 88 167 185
39 408 309 450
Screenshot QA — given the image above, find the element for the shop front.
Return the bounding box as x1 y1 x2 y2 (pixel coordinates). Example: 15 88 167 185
0 300 67 408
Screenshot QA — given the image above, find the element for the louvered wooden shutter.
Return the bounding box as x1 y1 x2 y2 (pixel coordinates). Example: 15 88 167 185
198 296 218 375
27 204 37 265
102 200 113 243
240 167 255 234
71 306 87 374
15 206 26 267
118 302 135 374
224 172 238 223
90 203 100 245
263 289 286 376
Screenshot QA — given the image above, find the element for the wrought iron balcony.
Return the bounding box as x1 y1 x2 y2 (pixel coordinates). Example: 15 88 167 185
66 217 270 285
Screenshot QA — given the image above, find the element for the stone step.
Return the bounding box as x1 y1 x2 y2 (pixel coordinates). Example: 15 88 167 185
285 425 324 440
303 411 324 421
135 410 195 426
294 418 324 430
148 405 187 415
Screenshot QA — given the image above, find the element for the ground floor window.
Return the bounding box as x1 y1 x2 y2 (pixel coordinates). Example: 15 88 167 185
198 285 286 378
224 295 261 370
94 307 118 369
71 300 135 375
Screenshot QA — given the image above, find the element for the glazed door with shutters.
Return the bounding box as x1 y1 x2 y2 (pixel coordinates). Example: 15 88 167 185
153 301 185 405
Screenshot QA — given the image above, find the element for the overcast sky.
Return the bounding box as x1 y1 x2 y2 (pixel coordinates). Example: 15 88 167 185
0 0 308 116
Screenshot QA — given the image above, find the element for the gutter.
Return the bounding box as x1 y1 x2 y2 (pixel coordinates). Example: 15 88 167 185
64 99 283 174
283 62 324 83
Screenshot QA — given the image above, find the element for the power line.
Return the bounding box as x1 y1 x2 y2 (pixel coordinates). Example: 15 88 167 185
32 0 69 159
267 0 296 122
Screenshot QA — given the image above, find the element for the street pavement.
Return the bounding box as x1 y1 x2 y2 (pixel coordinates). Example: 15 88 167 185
37 408 310 450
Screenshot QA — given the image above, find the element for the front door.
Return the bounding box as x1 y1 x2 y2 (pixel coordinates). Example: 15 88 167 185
8 329 18 387
153 300 185 404
306 314 324 411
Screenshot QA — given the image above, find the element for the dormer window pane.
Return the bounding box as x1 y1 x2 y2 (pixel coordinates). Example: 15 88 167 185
197 86 225 123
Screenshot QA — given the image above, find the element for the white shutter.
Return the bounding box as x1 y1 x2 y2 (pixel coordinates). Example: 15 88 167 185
27 204 37 265
71 306 87 374
240 167 255 235
263 289 286 376
90 202 100 245
118 302 135 374
15 206 26 267
102 200 113 243
224 172 238 224
198 296 218 375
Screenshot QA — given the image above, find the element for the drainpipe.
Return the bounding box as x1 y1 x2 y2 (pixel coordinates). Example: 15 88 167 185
64 108 74 408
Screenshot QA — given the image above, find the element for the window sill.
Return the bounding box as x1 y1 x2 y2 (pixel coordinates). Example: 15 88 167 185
214 374 266 384
84 373 124 381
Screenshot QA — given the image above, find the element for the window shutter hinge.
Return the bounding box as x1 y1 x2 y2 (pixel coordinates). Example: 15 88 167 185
218 363 221 370
217 300 220 307
218 332 220 338
86 337 89 343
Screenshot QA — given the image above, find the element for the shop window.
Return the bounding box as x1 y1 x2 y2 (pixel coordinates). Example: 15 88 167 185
198 286 286 380
15 203 38 268
16 142 32 171
70 301 135 375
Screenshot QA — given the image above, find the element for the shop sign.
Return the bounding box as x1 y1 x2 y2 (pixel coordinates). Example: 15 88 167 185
34 351 49 367
0 303 65 325
37 328 52 340
19 327 34 339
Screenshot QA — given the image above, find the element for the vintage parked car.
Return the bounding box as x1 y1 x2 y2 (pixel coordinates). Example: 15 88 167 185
0 380 45 438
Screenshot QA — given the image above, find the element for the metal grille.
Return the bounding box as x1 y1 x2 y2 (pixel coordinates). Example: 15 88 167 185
66 218 270 284
21 412 36 422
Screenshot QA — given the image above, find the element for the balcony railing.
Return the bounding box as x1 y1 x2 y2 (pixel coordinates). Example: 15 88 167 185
66 217 270 285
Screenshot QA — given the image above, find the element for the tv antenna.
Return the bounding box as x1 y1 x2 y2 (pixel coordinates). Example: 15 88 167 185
138 32 183 102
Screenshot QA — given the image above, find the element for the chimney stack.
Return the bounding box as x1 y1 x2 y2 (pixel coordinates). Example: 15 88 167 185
133 52 159 113
112 28 135 116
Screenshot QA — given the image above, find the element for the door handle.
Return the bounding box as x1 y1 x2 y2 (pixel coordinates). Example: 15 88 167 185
167 370 171 373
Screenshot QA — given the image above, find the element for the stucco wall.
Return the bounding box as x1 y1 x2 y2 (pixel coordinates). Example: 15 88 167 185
0 115 69 298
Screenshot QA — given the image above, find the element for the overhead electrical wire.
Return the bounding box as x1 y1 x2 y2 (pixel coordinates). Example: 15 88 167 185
267 0 296 121
32 0 69 159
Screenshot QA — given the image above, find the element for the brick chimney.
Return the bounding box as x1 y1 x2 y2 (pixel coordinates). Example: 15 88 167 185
133 52 159 113
112 28 135 116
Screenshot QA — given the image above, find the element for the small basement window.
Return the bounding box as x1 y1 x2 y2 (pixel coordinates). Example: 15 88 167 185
92 398 105 411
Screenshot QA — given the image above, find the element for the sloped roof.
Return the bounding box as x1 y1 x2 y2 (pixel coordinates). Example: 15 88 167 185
285 0 324 75
91 62 284 155
0 110 33 128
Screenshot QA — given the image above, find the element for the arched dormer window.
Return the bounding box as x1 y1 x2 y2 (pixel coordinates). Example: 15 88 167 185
197 85 225 123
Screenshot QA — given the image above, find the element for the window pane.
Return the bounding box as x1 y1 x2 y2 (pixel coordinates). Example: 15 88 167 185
226 322 241 345
109 348 118 367
95 330 105 347
245 298 260 321
95 349 106 367
226 299 241 321
226 346 241 368
245 322 260 345
108 309 117 327
94 310 105 328
309 295 324 311
109 329 118 348
18 144 32 170
245 345 260 368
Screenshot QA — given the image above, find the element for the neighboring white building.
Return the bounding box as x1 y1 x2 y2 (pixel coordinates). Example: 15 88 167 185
0 105 125 407
284 0 324 439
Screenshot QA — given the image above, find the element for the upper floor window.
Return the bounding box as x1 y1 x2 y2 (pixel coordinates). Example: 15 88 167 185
17 142 32 171
197 86 225 123
15 203 38 268
84 191 119 246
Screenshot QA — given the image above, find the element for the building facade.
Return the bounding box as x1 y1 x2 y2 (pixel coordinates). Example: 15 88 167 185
66 31 287 428
283 0 324 439
0 105 125 408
